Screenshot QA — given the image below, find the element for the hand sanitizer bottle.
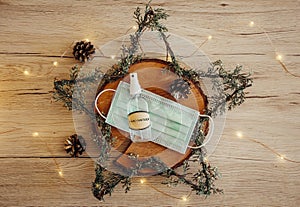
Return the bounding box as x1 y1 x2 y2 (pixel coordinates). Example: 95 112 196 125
127 73 152 142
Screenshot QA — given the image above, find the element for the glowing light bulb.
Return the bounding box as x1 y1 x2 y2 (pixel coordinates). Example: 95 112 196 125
53 61 58 67
279 154 286 160
208 35 212 40
24 70 30 76
236 131 243 138
249 21 255 27
276 54 283 61
32 132 39 137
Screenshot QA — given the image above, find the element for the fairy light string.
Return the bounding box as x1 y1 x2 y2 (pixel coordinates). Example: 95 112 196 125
34 129 195 200
15 20 299 201
36 129 300 202
32 130 195 197
2 128 296 202
185 35 213 57
21 41 75 78
248 21 299 78
236 131 299 164
139 178 192 201
32 132 90 189
19 22 298 79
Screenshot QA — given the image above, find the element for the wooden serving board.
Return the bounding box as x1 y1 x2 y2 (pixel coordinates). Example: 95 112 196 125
96 59 207 175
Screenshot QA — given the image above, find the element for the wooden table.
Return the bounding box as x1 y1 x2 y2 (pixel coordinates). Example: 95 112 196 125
0 0 299 206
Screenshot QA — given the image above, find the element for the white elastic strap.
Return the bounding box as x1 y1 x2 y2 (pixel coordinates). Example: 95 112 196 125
94 89 116 119
188 114 214 149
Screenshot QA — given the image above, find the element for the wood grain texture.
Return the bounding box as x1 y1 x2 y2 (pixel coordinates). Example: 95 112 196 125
0 0 299 206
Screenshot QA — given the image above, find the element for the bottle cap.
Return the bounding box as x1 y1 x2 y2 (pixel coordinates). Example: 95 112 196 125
130 73 141 95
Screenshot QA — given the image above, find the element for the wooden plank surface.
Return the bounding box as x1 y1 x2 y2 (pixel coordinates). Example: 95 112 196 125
0 0 299 206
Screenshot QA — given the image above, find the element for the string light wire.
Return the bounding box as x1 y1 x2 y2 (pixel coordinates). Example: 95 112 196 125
13 22 299 200
185 35 213 57
0 128 21 135
236 131 299 163
140 179 192 201
248 21 299 78
19 41 75 78
35 132 90 189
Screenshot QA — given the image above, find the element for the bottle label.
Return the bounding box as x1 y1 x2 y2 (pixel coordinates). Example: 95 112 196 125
128 111 150 130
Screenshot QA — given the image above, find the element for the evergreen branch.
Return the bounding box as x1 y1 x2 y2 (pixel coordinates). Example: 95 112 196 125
52 65 103 112
92 165 129 201
208 60 253 114
134 1 169 33
162 155 223 196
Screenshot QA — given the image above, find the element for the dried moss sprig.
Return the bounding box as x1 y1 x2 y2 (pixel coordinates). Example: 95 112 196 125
52 65 78 110
53 65 103 113
134 1 169 33
162 160 223 196
198 60 253 115
92 165 130 201
161 129 222 196
218 61 253 110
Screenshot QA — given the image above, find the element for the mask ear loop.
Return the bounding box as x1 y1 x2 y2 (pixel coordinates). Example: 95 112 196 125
188 114 214 149
94 89 116 119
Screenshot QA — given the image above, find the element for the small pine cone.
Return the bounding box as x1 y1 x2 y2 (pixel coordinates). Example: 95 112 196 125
169 78 191 99
72 40 95 62
64 134 86 157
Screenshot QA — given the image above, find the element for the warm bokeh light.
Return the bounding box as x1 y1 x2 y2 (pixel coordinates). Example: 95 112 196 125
249 21 254 27
236 131 243 138
23 70 30 76
276 54 283 61
277 154 286 162
279 154 285 160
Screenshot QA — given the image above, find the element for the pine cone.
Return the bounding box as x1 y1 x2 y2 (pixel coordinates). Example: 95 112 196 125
72 40 95 62
64 134 86 157
169 78 191 99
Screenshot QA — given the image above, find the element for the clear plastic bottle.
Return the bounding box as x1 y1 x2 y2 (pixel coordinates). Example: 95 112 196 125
127 73 152 142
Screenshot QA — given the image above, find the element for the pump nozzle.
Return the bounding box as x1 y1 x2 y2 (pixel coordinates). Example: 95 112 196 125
130 73 141 95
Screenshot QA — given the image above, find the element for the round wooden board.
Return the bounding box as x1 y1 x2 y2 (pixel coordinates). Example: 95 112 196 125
96 59 207 175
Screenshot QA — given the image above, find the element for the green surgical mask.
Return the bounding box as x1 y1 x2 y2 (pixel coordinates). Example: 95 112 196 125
95 81 214 154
